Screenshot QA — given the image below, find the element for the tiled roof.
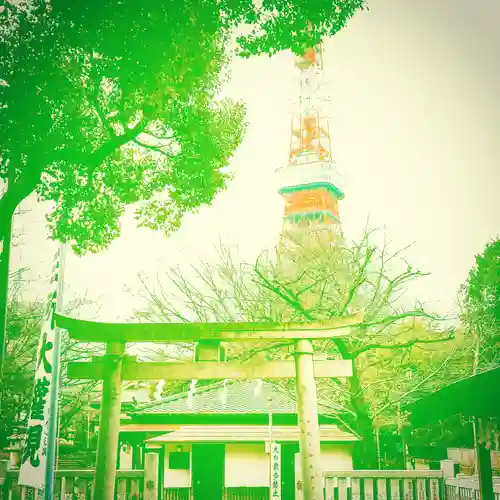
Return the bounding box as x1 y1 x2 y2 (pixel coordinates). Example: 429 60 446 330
131 380 310 415
146 425 358 443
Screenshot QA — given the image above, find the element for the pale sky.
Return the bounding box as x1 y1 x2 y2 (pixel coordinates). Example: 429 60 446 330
11 0 500 322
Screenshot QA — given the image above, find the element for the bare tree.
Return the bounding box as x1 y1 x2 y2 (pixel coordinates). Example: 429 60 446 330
135 227 463 467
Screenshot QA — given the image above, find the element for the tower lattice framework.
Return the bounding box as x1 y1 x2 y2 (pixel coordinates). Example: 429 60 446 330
277 44 344 248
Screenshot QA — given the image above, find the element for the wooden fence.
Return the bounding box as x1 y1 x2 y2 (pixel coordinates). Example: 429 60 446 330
223 487 269 500
2 469 143 500
323 470 445 500
163 487 269 500
164 488 192 500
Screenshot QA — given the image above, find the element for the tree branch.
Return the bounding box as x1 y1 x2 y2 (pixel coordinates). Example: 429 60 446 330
235 341 294 362
374 346 460 418
131 137 173 156
358 310 443 330
351 330 455 358
340 246 375 315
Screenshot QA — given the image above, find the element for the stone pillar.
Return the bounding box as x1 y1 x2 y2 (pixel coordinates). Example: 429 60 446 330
144 452 159 500
94 341 125 500
440 459 456 479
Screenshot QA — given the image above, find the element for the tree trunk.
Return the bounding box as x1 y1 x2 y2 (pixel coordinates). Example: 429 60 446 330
352 417 379 469
0 209 13 377
0 168 42 374
348 364 379 469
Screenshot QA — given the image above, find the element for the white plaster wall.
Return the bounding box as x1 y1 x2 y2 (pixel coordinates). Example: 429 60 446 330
294 444 354 500
225 443 270 487
119 446 133 469
164 444 192 488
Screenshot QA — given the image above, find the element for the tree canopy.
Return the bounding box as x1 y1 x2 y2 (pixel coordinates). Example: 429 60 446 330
0 0 365 372
461 238 500 369
0 0 366 251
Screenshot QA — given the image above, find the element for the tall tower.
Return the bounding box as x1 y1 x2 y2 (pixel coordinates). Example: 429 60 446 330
274 43 347 500
277 45 344 244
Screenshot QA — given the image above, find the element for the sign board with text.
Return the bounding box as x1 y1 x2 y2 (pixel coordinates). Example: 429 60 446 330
18 319 56 490
270 442 281 499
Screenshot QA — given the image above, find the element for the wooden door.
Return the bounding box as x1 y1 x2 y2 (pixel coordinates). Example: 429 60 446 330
281 442 299 500
191 443 225 500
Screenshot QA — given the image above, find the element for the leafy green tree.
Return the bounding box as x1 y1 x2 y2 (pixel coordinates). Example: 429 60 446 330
0 282 100 450
460 238 500 371
0 0 366 371
135 229 457 468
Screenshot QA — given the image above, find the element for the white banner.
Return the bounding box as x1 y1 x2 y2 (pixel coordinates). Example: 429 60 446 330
270 442 281 499
19 247 64 490
18 320 57 489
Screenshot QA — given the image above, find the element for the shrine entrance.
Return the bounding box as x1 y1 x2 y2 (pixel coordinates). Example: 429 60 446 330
54 311 363 500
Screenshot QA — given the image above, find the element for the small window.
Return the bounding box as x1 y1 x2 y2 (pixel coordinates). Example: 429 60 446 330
168 451 190 470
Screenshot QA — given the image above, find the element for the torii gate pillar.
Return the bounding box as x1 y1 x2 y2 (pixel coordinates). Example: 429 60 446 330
94 342 125 500
295 338 324 500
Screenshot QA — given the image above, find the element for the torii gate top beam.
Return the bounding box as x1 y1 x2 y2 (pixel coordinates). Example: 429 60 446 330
54 311 363 343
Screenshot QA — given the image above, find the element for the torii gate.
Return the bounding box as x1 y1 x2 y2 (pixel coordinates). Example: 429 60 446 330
54 312 363 500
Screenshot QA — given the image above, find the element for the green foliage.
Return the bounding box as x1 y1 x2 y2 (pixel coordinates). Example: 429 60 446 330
408 414 474 453
461 238 500 368
0 0 243 253
0 287 100 448
0 0 366 254
236 0 366 57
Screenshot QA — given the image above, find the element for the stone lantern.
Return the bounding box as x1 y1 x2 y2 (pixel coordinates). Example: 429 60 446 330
5 432 25 470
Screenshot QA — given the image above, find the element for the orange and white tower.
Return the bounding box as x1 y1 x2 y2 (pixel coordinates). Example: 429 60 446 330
277 44 344 243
